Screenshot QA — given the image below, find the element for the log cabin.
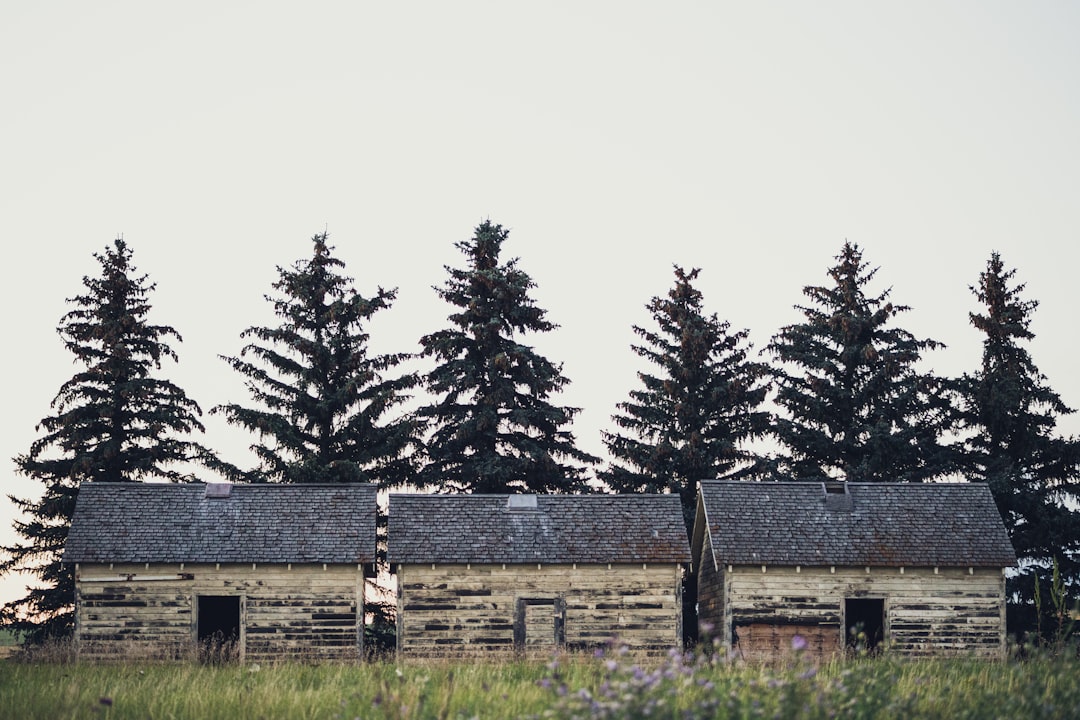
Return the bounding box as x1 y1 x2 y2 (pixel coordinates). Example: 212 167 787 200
63 482 377 662
387 493 691 656
692 480 1016 662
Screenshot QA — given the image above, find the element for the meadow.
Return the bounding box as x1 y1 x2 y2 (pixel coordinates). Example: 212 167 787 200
1 643 1078 720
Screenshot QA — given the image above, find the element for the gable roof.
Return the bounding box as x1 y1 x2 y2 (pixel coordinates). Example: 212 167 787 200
387 493 691 565
63 482 377 564
694 480 1015 570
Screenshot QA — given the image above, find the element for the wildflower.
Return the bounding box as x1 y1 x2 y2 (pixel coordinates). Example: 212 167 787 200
605 659 618 673
799 667 818 680
792 634 808 652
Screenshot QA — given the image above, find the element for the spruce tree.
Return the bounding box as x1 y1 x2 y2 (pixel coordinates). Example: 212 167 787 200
214 233 418 486
767 242 955 482
417 220 595 493
2 238 215 642
960 252 1080 635
601 266 771 532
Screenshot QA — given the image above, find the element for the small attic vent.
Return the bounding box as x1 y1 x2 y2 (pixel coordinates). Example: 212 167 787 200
205 483 232 499
507 494 538 511
823 482 853 512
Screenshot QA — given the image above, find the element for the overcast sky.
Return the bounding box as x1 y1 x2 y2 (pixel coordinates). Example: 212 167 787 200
3 2 1078 608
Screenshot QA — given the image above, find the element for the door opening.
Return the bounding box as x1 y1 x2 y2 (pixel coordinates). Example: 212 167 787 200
514 598 565 651
844 598 884 652
197 595 241 663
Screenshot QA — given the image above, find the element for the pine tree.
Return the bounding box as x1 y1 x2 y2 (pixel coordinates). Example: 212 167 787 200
2 238 215 642
960 252 1080 635
601 266 771 532
417 220 596 493
214 233 418 486
767 242 955 482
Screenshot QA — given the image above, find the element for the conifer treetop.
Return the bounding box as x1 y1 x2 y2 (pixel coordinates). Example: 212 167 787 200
214 232 418 485
769 241 954 483
418 220 594 494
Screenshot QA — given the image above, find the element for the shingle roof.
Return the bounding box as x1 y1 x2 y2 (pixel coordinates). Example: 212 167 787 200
63 482 377 564
696 480 1016 569
387 493 691 564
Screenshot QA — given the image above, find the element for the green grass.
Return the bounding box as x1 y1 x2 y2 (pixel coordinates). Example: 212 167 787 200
1 650 1078 719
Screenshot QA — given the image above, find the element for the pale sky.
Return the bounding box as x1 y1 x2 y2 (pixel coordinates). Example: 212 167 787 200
2 2 1078 608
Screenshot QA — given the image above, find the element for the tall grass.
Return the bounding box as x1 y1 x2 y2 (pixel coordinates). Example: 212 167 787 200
1 643 1078 719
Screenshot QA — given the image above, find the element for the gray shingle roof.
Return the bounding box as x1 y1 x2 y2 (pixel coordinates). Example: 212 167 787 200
387 493 691 564
696 480 1016 568
63 482 377 564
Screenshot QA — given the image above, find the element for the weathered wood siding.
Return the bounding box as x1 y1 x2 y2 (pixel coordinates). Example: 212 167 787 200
75 563 364 662
695 531 726 645
396 563 682 656
713 565 1005 662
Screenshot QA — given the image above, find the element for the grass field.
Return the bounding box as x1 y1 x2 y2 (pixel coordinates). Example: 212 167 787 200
1 645 1078 719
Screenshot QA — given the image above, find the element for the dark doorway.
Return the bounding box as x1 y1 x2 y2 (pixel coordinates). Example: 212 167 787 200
197 595 241 662
844 598 885 652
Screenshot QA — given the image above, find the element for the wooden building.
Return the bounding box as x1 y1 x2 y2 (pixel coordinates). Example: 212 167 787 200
388 493 691 656
63 482 377 662
692 480 1015 662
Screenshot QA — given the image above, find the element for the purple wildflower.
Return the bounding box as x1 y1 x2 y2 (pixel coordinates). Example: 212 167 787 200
792 634 809 652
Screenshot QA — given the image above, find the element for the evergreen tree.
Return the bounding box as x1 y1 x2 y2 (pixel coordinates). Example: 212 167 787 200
417 220 595 493
959 252 1080 635
601 266 771 532
2 238 215 642
214 233 418 486
767 242 955 482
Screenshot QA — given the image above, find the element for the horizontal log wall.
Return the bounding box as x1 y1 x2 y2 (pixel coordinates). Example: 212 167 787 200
396 563 682 657
75 563 363 662
721 565 1005 662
